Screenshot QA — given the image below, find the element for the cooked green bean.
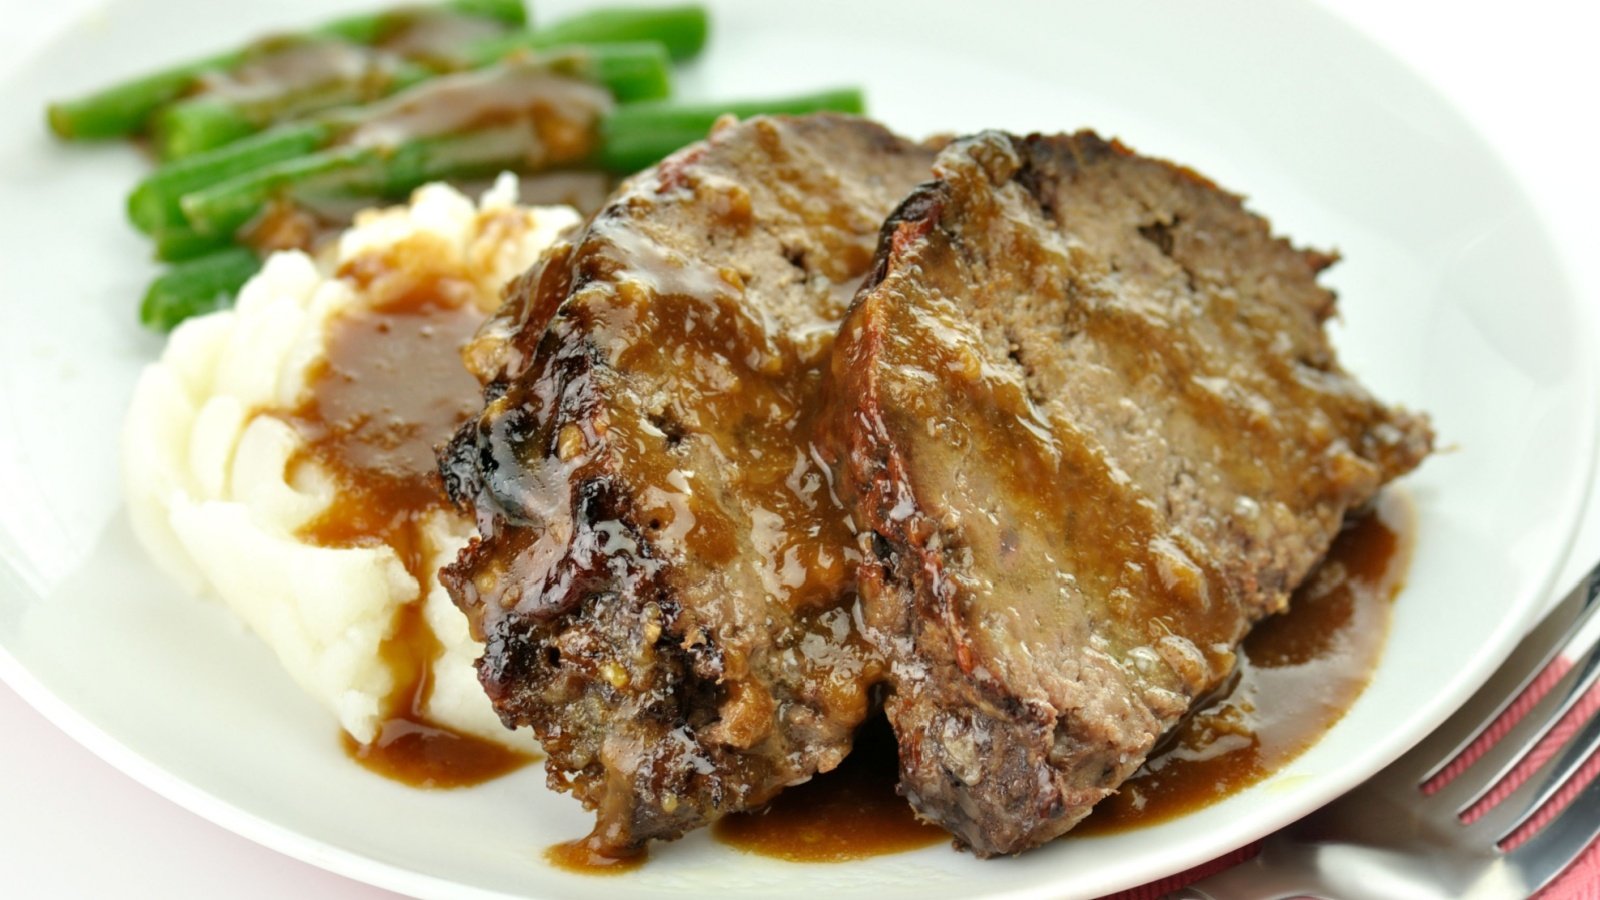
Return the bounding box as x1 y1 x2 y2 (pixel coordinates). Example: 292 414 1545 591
46 0 528 141
473 4 710 64
152 224 234 263
129 122 333 235
132 43 671 235
595 87 865 172
149 60 435 161
181 146 375 238
140 247 262 331
149 5 705 159
179 86 867 238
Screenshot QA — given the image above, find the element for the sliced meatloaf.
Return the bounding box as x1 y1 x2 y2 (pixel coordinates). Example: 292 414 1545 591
820 130 1432 855
439 114 936 851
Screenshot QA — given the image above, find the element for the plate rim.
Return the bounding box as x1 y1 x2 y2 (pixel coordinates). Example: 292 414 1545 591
1 0 1598 896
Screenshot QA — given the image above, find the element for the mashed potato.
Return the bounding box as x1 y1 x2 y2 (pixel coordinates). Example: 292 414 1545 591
122 177 579 748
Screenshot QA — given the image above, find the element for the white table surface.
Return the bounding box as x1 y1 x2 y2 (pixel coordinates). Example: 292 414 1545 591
2 1 1597 897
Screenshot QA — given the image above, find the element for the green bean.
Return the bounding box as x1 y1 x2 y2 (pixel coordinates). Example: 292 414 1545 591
45 0 528 141
152 224 234 263
595 87 865 173
140 247 261 332
47 52 240 141
148 5 701 159
472 4 710 64
180 86 869 236
129 122 333 235
181 146 376 238
150 60 434 161
565 40 673 104
132 42 670 232
320 0 528 42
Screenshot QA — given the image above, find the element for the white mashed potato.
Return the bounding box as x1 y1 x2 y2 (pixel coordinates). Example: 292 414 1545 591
122 176 580 748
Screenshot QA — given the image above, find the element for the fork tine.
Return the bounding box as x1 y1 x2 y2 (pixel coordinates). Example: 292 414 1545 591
1429 640 1600 813
1409 562 1600 785
1464 643 1600 842
1504 752 1600 896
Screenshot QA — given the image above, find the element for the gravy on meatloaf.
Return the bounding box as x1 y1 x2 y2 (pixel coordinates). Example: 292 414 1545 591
706 492 1412 860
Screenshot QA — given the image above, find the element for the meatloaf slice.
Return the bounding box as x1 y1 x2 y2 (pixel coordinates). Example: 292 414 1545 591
820 130 1432 855
438 114 936 851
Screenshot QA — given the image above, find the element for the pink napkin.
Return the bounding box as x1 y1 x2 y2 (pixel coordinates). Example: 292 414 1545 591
1100 662 1600 900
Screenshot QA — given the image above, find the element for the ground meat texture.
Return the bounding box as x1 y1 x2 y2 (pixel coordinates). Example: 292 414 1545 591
439 114 936 851
819 131 1431 856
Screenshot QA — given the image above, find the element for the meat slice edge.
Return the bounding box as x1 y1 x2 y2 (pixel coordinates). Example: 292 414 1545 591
819 130 1433 855
439 114 937 850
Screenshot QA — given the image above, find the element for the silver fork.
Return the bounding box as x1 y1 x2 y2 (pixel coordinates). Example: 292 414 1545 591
1171 561 1600 900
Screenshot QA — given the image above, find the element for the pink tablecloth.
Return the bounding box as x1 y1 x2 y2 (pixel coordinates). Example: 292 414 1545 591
1105 667 1600 900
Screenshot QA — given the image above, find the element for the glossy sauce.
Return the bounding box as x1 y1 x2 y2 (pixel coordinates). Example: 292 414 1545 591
461 123 935 858
713 716 945 861
340 603 531 788
344 61 612 163
376 10 506 67
705 493 1411 860
840 135 1431 768
287 254 533 787
240 196 358 256
217 22 606 256
201 38 378 107
291 268 483 577
545 833 649 875
200 11 510 107
1076 491 1413 833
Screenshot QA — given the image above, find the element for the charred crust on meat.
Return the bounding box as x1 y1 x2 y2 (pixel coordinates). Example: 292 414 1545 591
438 115 937 851
438 427 482 509
861 183 945 294
1011 145 1062 222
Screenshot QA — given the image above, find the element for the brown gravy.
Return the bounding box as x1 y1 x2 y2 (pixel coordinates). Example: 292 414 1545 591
288 246 1411 841
286 253 533 788
707 492 1412 860
545 834 649 876
291 267 484 578
271 194 1412 843
1075 490 1412 833
200 10 510 108
343 61 611 161
240 196 365 257
341 603 533 788
713 716 945 862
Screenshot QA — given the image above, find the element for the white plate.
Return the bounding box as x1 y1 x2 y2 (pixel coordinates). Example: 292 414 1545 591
0 0 1593 897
